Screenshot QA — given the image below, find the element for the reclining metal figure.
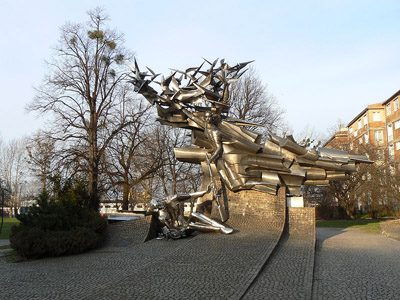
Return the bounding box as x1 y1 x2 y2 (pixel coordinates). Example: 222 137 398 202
149 183 233 239
128 58 373 236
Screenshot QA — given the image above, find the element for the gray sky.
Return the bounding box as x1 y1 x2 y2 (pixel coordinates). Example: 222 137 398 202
1 0 400 142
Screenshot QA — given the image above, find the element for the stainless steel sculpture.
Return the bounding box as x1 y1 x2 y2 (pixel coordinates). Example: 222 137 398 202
128 58 372 238
148 184 233 239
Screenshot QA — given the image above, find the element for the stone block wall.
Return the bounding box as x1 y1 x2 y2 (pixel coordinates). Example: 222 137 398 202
221 186 286 223
103 216 153 248
286 207 316 234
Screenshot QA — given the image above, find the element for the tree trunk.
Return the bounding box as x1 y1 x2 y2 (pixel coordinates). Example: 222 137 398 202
41 170 46 191
345 207 355 219
122 183 129 211
88 110 99 211
88 164 99 211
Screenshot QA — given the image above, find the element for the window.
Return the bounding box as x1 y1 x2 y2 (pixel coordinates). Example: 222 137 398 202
364 133 369 144
374 130 383 143
350 142 353 150
358 119 362 130
363 114 368 125
388 124 393 142
359 137 363 144
372 111 381 121
395 120 400 130
354 129 357 137
389 144 394 158
395 98 399 111
396 142 400 150
349 127 353 134
387 103 392 116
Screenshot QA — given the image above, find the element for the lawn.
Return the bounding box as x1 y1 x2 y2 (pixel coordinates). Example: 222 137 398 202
316 219 383 234
0 218 19 239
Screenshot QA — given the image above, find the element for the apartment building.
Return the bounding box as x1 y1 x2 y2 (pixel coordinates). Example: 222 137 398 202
324 127 349 150
325 103 386 153
322 90 400 214
382 90 400 161
324 89 400 166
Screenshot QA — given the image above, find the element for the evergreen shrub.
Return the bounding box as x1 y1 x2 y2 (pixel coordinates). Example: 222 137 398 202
10 178 107 259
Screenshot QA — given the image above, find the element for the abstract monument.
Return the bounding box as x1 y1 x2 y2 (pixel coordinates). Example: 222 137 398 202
128 59 372 239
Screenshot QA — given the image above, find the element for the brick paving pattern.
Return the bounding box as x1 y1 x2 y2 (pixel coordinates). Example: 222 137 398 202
0 219 194 300
85 215 284 300
242 207 316 300
0 216 284 300
0 188 286 300
312 227 400 300
3 188 399 300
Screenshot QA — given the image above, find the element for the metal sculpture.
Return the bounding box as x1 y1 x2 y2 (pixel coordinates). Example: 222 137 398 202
128 58 372 238
148 183 233 239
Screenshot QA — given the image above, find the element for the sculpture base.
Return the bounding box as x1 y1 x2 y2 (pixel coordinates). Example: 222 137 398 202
210 181 286 223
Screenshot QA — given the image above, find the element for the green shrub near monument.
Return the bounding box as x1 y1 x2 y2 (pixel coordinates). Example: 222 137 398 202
10 178 107 259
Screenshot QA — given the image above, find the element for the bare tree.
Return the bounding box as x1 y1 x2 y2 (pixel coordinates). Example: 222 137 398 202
157 127 202 197
352 146 400 218
294 124 323 149
28 8 134 209
228 66 284 136
104 100 164 210
0 138 28 215
322 142 400 219
325 118 347 140
26 130 56 191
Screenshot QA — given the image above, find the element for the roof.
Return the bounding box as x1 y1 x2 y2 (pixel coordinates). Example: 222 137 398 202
382 89 400 105
323 130 348 147
347 103 384 127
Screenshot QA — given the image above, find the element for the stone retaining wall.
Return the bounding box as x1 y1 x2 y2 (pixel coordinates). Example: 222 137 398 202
102 216 153 248
380 219 400 241
287 207 316 234
223 186 286 222
242 207 316 299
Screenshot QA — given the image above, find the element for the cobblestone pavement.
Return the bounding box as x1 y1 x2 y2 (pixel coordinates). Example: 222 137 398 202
242 217 315 299
312 227 400 300
0 215 284 300
84 216 284 300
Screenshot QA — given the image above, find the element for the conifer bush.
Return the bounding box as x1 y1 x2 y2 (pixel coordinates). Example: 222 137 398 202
10 178 107 259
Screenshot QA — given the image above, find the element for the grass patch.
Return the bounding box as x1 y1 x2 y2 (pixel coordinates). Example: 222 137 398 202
316 219 383 234
0 218 20 239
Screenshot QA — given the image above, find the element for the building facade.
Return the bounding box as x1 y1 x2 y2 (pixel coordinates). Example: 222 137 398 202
324 93 400 163
382 90 400 161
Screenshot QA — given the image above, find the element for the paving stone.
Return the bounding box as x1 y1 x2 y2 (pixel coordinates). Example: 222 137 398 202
242 207 316 300
0 198 285 300
83 215 285 300
312 227 400 300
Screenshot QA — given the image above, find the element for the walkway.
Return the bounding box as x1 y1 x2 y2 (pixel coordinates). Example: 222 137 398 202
312 227 400 300
0 215 284 300
2 220 400 299
242 208 315 300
